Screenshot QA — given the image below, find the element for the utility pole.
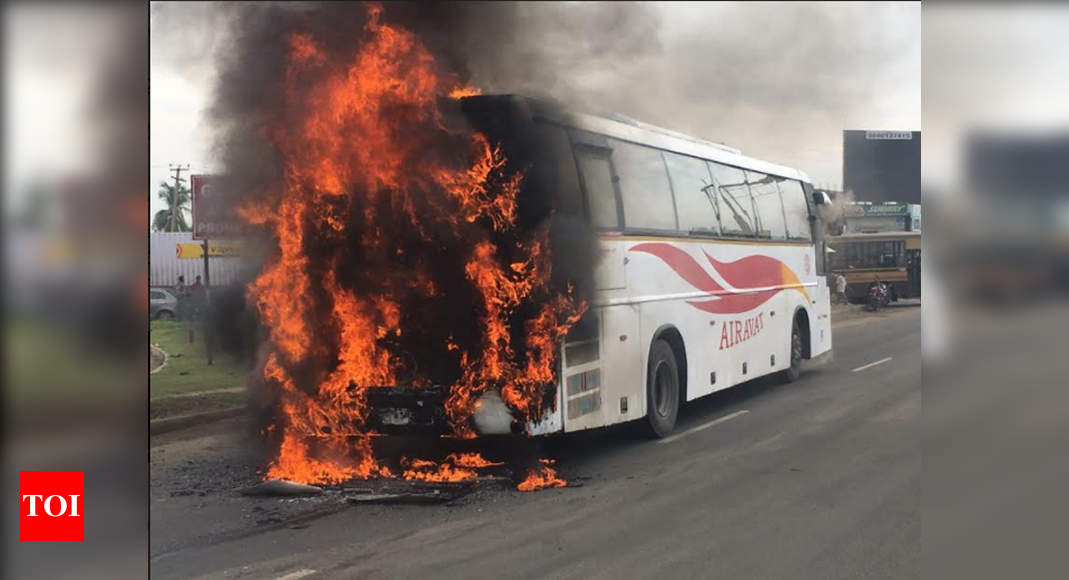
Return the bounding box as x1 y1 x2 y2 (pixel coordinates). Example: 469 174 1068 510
168 163 189 232
203 236 213 365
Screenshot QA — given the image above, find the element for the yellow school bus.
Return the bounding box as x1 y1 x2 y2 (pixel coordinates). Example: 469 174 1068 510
827 231 921 302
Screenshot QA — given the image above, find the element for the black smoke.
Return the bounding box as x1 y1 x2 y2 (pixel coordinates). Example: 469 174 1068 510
204 1 663 214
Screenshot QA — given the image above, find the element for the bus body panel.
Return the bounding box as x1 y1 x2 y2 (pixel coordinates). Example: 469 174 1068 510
559 303 643 433
548 236 833 434
599 304 644 427
839 267 909 301
806 272 833 358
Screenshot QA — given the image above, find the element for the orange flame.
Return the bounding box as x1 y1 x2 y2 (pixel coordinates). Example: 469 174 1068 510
399 452 504 483
241 3 585 486
517 459 567 492
401 457 478 483
267 432 392 484
447 452 504 468
448 86 482 99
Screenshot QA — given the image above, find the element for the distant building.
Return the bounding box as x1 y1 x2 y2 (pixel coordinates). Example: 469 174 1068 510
843 130 921 204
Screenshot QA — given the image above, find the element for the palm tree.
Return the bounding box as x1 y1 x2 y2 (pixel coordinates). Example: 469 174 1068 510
152 179 192 232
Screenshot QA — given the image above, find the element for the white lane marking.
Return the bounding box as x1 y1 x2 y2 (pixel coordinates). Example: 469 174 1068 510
657 410 749 444
851 357 893 373
276 570 317 580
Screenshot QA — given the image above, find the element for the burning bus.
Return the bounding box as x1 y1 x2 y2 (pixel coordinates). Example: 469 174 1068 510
222 10 832 487
441 94 835 439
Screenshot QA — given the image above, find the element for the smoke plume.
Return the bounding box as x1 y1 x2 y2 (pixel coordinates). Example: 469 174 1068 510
204 2 656 365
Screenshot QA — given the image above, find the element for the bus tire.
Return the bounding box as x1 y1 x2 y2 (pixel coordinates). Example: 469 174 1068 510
778 317 803 383
644 338 680 438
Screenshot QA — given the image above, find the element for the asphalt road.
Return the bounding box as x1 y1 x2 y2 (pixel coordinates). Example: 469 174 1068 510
151 305 919 579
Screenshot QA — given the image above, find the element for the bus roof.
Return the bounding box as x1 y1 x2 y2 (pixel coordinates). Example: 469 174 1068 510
464 95 812 184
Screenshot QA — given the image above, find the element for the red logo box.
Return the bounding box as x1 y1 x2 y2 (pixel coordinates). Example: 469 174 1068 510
19 471 84 541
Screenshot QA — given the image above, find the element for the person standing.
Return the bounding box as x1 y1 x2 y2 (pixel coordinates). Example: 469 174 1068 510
189 275 204 300
174 275 189 319
189 275 206 322
835 273 848 304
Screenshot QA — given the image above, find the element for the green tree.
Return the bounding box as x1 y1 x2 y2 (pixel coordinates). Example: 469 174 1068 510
152 178 192 232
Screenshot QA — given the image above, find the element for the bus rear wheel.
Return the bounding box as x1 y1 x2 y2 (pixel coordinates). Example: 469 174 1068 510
644 339 680 438
778 317 803 383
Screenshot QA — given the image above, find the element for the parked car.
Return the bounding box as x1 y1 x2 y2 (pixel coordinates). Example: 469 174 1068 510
150 287 178 320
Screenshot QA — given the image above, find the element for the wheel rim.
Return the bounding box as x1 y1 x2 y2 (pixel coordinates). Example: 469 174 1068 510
653 361 673 417
791 329 802 369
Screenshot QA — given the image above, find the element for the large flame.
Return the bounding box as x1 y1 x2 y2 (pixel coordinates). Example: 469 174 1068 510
241 3 584 488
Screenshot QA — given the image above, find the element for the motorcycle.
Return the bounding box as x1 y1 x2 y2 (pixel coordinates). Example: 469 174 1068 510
866 280 890 311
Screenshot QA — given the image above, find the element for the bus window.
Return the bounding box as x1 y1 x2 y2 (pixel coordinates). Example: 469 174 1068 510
663 151 720 236
828 243 847 270
746 170 787 240
574 146 622 229
707 162 756 237
537 123 585 217
608 138 678 231
831 240 907 269
878 241 904 267
779 179 813 241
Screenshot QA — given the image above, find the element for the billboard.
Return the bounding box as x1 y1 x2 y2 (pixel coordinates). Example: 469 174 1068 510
191 174 248 240
842 201 921 233
175 240 243 259
150 232 243 287
842 130 921 204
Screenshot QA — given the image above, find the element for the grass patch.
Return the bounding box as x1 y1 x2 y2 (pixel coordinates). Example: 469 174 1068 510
150 391 246 420
150 320 248 398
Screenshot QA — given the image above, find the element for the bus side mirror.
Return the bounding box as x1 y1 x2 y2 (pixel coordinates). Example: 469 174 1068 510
812 191 831 206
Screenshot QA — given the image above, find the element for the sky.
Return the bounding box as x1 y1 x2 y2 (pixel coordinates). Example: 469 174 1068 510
149 2 226 222
148 2 921 222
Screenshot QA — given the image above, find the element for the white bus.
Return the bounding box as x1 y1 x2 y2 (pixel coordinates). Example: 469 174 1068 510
441 96 832 437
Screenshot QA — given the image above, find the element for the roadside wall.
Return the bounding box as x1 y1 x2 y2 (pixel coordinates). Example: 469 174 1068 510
150 232 245 287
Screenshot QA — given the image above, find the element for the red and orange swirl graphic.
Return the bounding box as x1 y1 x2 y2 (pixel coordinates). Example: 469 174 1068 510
629 242 811 314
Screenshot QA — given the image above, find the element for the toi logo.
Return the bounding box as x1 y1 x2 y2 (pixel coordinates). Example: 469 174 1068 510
20 471 84 541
